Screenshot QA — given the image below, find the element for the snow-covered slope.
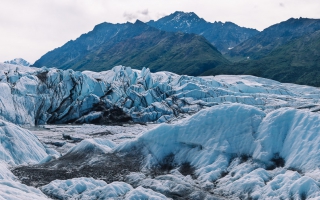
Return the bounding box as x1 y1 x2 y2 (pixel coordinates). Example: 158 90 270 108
1 64 320 126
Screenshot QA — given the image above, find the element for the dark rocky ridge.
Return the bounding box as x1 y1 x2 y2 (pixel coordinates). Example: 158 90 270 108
147 11 259 53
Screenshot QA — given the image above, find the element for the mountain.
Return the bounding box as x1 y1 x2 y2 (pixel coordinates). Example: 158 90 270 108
228 17 320 60
4 58 30 66
33 21 145 70
33 20 229 75
203 30 320 86
71 25 230 76
147 11 259 53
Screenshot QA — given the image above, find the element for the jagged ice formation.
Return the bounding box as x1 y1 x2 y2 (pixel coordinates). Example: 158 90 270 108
1 63 319 126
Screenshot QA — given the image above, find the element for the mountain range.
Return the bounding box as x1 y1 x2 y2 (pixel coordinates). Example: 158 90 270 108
33 11 320 86
227 17 320 60
203 30 320 86
33 20 230 75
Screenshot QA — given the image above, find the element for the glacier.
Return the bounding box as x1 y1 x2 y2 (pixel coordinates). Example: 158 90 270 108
2 63 320 199
28 104 320 199
1 62 320 126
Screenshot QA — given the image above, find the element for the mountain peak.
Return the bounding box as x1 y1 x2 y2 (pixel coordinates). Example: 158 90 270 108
147 11 259 53
134 19 145 25
148 11 205 30
172 11 196 16
168 11 201 22
4 58 30 66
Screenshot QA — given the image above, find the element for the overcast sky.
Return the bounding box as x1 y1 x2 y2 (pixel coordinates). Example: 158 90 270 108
1 0 320 64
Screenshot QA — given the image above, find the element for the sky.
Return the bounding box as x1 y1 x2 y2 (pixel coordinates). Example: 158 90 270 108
1 0 320 64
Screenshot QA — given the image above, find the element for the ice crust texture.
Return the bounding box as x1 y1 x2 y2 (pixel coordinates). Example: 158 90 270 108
2 63 320 198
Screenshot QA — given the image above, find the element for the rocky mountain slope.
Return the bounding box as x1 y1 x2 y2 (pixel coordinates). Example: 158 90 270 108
33 21 150 69
147 11 259 53
203 30 320 86
33 20 229 75
227 17 320 60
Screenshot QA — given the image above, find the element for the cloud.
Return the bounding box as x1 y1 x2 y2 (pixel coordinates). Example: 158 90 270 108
139 9 149 15
123 9 151 22
279 3 285 7
123 12 138 21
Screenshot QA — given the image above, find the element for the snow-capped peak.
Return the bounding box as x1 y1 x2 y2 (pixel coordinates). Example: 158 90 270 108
4 58 30 67
171 11 201 22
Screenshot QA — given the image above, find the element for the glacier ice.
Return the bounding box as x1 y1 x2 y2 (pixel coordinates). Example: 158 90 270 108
1 63 320 126
41 177 168 200
2 62 320 198
66 138 116 155
117 104 265 172
115 103 320 199
0 120 51 199
0 180 49 200
253 108 320 171
0 119 48 165
39 103 320 199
